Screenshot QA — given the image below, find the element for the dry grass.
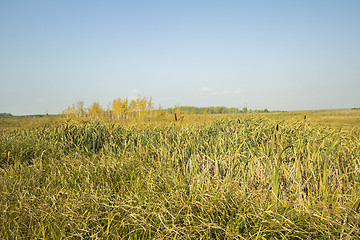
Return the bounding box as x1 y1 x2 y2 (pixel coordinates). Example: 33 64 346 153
0 110 359 239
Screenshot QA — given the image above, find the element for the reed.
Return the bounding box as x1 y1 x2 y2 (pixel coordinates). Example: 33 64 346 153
0 112 359 239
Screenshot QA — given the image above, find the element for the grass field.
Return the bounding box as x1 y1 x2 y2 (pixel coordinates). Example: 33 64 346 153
1 110 360 239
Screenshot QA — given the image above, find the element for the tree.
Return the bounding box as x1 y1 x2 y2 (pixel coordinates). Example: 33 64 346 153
63 100 86 118
0 113 12 117
88 102 104 119
63 103 76 117
137 95 148 119
76 100 86 117
129 98 137 119
127 95 154 120
112 98 129 119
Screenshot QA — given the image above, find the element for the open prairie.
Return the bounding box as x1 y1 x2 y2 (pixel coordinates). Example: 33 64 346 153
1 110 359 239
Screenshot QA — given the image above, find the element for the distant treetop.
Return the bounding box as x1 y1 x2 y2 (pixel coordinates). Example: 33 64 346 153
165 106 270 114
0 113 13 117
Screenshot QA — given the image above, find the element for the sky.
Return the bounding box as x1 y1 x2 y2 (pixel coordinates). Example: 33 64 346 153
1 0 359 115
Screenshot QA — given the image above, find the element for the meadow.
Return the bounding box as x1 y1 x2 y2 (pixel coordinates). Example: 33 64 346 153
0 110 360 239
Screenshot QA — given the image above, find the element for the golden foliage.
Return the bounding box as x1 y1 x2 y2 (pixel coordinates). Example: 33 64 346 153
87 102 105 119
65 96 157 121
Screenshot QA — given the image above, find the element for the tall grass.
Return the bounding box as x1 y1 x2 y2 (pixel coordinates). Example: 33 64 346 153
0 114 359 239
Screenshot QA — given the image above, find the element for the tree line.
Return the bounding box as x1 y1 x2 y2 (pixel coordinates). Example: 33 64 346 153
166 106 269 114
0 113 13 117
63 96 270 120
63 96 156 120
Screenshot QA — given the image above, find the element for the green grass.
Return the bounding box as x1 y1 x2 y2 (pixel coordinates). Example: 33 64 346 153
1 111 360 239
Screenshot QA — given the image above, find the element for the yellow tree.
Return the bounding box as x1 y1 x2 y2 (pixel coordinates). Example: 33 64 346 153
133 95 154 120
88 102 104 119
137 95 148 119
63 100 86 118
112 95 154 120
112 97 129 120
63 103 76 118
146 96 154 119
129 98 138 119
112 98 121 119
122 98 129 119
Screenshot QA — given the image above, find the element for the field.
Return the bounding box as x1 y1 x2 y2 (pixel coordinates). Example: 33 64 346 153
1 110 360 239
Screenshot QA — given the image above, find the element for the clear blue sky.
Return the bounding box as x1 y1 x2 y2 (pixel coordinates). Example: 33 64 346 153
1 0 359 115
